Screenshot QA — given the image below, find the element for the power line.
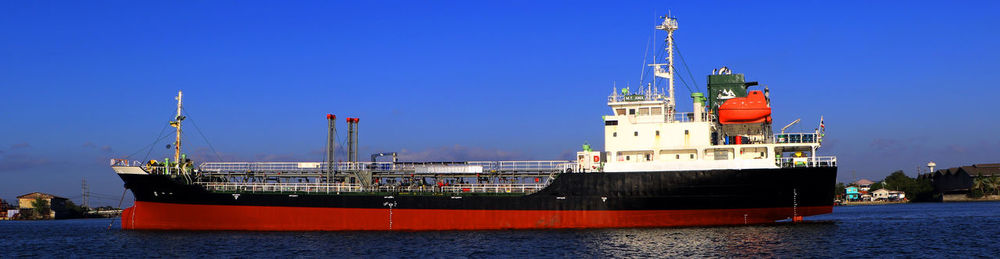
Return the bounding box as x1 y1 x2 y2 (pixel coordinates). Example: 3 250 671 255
183 107 224 162
81 178 89 208
673 65 695 94
123 113 174 160
675 44 700 90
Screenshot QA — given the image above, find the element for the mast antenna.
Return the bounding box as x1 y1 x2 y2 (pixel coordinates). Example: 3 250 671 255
169 91 185 172
648 14 678 119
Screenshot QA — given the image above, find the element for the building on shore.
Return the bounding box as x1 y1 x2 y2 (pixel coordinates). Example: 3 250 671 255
0 199 15 220
16 192 69 219
846 186 860 201
871 189 906 201
845 179 874 201
854 179 874 192
919 163 1000 201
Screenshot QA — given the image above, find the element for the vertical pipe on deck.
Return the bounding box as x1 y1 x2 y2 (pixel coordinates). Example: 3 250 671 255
326 114 336 182
346 118 354 163
353 118 359 162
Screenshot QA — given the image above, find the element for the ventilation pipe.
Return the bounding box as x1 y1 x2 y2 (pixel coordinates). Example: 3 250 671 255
692 92 706 122
346 118 356 162
326 114 336 177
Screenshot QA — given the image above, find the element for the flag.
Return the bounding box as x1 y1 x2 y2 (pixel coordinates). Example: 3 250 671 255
820 116 825 129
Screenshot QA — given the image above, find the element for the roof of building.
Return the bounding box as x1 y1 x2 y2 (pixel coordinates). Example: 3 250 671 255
854 179 874 185
16 192 67 200
963 164 1000 177
930 163 1000 178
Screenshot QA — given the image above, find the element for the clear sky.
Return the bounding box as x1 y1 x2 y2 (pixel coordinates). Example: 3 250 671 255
2 1 999 205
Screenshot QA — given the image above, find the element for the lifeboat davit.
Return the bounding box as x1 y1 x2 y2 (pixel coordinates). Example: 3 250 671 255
718 90 772 124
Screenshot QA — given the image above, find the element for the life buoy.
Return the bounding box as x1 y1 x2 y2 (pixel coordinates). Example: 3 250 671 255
593 155 600 162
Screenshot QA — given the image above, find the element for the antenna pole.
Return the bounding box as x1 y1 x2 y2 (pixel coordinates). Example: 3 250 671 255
667 21 675 103
169 91 185 172
650 14 678 120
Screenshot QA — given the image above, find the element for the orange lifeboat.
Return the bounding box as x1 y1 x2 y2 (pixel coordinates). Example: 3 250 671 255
718 90 771 124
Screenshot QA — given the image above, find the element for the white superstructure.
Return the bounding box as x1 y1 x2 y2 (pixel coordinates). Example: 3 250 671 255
575 15 834 173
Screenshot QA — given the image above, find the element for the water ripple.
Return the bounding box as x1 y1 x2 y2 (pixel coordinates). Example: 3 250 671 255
2 202 999 257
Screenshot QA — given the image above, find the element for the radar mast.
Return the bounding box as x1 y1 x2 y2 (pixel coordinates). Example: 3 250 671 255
169 90 185 172
648 14 678 118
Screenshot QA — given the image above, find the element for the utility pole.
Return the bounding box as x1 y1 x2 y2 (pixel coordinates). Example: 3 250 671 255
81 178 90 209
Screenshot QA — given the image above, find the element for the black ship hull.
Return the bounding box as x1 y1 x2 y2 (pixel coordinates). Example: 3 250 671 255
119 167 837 230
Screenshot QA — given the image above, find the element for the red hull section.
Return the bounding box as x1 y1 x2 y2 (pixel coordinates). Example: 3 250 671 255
121 201 832 231
718 90 772 124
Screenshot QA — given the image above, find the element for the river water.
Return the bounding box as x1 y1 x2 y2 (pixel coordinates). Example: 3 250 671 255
2 202 998 257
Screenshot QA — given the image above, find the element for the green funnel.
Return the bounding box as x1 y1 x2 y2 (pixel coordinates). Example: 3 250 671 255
691 92 706 106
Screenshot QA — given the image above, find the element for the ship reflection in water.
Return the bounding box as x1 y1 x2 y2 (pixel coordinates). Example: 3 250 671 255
584 222 837 257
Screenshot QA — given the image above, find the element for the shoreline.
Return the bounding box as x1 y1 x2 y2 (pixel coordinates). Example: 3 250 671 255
839 200 909 206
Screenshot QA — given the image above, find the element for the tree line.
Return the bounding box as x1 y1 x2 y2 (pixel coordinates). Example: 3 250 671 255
969 176 1000 198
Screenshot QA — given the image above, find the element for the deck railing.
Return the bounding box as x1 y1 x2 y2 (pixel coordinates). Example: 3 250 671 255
110 159 143 167
774 133 821 144
467 161 575 172
672 112 712 123
777 156 837 168
196 182 547 194
197 161 575 174
608 93 668 103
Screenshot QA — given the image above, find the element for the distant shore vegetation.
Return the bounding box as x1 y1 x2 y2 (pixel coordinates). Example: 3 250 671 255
968 176 1000 198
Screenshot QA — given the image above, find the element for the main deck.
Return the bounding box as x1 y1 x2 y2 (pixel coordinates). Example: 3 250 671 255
112 156 836 196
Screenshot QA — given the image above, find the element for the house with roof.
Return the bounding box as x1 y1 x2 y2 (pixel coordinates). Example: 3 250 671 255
919 163 1000 201
872 189 906 201
854 179 874 192
17 192 69 219
872 189 889 200
846 186 860 201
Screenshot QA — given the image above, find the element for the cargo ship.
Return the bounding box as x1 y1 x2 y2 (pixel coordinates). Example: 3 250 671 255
111 15 836 231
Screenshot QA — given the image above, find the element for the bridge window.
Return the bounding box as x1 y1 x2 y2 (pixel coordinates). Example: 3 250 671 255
634 131 638 136
613 132 617 137
638 108 650 116
655 130 660 136
651 107 663 115
615 108 625 115
629 109 635 115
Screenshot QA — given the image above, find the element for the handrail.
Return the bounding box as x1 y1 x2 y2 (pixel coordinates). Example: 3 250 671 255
195 182 547 194
672 112 712 123
608 93 668 103
776 156 837 168
774 133 820 144
197 161 576 173
110 159 143 167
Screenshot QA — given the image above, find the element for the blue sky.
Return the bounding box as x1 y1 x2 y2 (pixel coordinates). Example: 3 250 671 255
2 1 999 205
